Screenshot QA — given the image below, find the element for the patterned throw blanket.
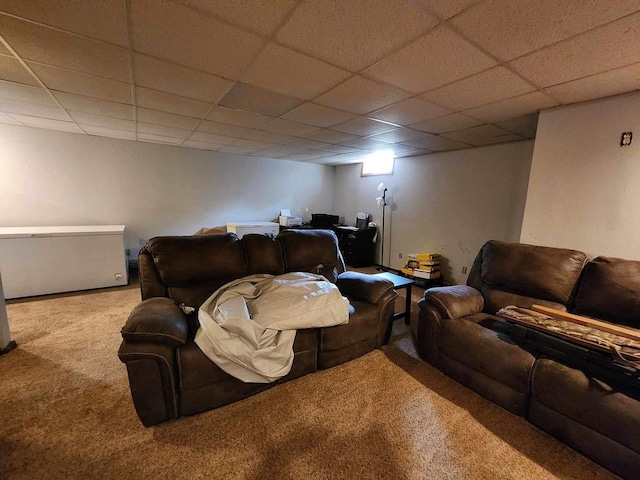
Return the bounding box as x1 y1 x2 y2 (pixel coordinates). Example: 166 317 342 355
497 306 640 365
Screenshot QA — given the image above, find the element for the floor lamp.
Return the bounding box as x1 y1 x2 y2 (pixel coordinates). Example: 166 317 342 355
376 182 388 271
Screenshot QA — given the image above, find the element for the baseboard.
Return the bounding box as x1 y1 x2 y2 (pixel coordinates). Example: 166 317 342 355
0 340 17 356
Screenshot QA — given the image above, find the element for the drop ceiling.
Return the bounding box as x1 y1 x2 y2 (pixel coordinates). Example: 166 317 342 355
0 0 639 165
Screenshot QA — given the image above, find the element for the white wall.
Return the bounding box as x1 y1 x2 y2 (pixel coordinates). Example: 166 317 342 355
0 124 335 256
334 141 534 284
521 91 640 259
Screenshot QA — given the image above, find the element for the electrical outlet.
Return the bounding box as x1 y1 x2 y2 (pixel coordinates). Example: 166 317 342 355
115 273 123 281
462 266 468 274
621 132 632 146
399 252 403 259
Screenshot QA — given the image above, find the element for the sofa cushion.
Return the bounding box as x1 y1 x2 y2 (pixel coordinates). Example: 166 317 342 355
480 240 586 305
243 234 285 275
278 229 344 283
438 317 535 394
483 289 567 315
573 257 640 328
146 234 246 286
531 358 640 454
320 301 378 352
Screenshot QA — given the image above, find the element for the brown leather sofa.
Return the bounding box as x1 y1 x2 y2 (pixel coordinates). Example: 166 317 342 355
118 229 396 427
417 240 640 479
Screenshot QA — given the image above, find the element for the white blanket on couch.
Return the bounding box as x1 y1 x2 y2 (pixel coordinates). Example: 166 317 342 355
195 272 349 383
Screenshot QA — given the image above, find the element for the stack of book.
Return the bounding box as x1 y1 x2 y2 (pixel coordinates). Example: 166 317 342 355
401 252 441 279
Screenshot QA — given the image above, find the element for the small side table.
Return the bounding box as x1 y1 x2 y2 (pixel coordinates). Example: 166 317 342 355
374 272 415 344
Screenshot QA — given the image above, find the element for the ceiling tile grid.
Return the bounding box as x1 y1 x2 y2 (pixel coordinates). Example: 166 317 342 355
0 1 637 164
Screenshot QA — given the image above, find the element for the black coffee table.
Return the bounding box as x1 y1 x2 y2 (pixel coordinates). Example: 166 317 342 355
374 272 414 344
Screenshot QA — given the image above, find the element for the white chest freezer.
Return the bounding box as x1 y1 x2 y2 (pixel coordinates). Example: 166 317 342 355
0 225 128 299
226 222 279 239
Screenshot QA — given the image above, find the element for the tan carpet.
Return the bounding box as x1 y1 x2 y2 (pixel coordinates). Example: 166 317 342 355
0 284 617 480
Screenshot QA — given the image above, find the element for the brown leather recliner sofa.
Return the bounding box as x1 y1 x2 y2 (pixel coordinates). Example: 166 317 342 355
417 240 640 479
118 229 396 427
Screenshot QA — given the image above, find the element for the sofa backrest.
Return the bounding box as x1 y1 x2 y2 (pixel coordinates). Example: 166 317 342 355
467 240 587 314
572 256 640 328
139 229 345 309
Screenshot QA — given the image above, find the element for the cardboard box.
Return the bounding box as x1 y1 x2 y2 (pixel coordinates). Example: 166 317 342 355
278 209 302 227
227 222 279 239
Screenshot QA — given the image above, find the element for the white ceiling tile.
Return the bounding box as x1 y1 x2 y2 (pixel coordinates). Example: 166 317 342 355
242 130 297 145
6 113 82 133
182 139 223 151
545 62 640 104
80 125 136 140
0 44 11 56
303 129 361 144
510 13 640 88
281 152 332 162
275 0 437 71
286 138 333 150
0 80 53 105
421 66 535 111
451 0 640 61
0 15 129 81
0 0 129 46
206 105 273 128
369 128 429 144
137 108 200 130
369 97 451 125
219 83 304 117
495 114 539 138
189 131 239 145
27 62 131 104
230 139 275 151
401 133 472 151
365 25 496 93
332 117 397 136
259 118 319 136
52 91 133 120
134 53 232 103
130 0 264 79
254 145 307 156
281 103 356 127
138 133 182 145
174 0 297 36
389 144 433 156
315 76 409 115
411 113 483 133
0 97 67 120
68 110 134 131
318 145 362 154
136 87 212 118
0 111 22 125
440 124 520 145
138 122 191 139
463 92 558 123
0 55 38 86
342 137 393 150
241 43 351 100
417 0 480 19
197 120 252 138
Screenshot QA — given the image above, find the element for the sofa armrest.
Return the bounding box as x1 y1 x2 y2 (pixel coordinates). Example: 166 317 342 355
337 271 394 305
121 297 188 347
424 285 484 319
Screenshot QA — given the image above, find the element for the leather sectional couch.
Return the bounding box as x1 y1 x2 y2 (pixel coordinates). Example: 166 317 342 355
417 240 640 479
118 229 396 427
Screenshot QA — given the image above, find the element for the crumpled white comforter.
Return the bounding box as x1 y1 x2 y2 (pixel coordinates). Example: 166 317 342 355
194 272 349 383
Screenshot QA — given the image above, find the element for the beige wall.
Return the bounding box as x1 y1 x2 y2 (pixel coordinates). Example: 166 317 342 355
0 124 335 256
520 91 640 260
334 141 534 284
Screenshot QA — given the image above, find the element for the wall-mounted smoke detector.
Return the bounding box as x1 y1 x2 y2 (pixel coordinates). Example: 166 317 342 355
621 132 632 147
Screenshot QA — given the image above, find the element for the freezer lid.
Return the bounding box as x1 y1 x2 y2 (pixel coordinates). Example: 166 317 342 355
0 225 126 239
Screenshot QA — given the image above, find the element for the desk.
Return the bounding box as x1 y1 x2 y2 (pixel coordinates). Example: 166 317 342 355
375 272 414 344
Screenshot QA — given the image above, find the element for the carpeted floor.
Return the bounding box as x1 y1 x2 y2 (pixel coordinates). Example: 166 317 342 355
0 282 617 480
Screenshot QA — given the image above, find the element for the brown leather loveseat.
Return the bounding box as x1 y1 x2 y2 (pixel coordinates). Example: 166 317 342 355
417 240 640 479
119 229 396 427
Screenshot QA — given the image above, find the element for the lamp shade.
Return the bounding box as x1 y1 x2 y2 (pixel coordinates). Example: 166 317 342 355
377 182 386 192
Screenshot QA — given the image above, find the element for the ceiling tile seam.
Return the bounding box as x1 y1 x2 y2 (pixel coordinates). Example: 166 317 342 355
0 11 129 49
124 0 138 140
409 2 561 105
179 0 306 146
0 33 88 134
2 112 27 126
15 58 133 88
